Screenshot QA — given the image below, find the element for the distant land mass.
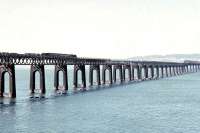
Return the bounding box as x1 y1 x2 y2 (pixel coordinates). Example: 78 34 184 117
128 54 200 62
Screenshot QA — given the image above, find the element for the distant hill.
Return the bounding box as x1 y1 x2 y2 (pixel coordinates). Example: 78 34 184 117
128 54 200 62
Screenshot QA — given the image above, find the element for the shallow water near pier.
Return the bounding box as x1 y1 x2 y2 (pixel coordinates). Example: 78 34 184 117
1 67 200 133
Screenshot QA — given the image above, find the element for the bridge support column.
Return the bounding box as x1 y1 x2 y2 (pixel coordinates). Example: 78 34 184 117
195 65 198 72
169 66 172 76
190 65 193 72
192 65 195 72
102 65 112 84
54 64 68 92
131 66 135 80
73 64 86 88
165 66 168 77
89 65 101 86
137 65 141 80
113 65 123 83
150 66 154 79
123 65 131 81
186 65 189 73
0 64 16 98
183 66 186 73
176 66 179 75
30 64 45 95
156 66 159 79
179 66 182 74
189 65 192 72
144 66 149 79
161 66 164 78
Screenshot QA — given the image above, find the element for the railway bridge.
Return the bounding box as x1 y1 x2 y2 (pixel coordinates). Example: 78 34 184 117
0 52 199 98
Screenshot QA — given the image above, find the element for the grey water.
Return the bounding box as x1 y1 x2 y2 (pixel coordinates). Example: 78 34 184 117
1 66 200 133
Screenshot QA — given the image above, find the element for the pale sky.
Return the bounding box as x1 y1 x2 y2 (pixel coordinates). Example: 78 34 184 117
0 0 200 59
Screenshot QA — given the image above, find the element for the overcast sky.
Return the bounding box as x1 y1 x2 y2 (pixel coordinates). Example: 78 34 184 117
0 0 200 59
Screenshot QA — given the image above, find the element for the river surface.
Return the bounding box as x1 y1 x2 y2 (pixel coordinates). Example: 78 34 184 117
0 66 200 133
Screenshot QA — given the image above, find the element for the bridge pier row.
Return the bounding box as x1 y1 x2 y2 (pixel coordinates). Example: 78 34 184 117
89 65 101 86
73 64 86 88
0 64 16 98
102 65 112 85
30 64 45 95
122 65 131 81
113 65 123 83
54 64 68 92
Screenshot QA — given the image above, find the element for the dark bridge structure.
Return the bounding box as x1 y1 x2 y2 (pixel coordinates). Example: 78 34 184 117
0 52 200 98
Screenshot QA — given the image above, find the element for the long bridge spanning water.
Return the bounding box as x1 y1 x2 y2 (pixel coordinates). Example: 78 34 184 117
0 52 200 98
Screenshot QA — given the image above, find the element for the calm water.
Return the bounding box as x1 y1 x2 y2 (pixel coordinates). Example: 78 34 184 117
0 66 200 133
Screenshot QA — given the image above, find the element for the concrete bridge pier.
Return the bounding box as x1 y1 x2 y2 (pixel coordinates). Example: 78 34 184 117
178 66 181 75
102 65 112 84
0 64 16 98
144 65 149 80
73 64 86 88
150 66 154 79
183 65 186 73
176 66 180 75
156 66 159 79
179 66 182 74
165 66 168 77
194 65 197 72
195 65 198 72
54 64 68 92
123 65 131 81
89 65 101 86
192 65 195 72
180 66 183 74
168 66 172 76
172 66 176 76
136 65 142 80
30 64 45 95
186 65 189 73
113 65 123 83
190 65 193 72
161 66 164 78
131 66 135 80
